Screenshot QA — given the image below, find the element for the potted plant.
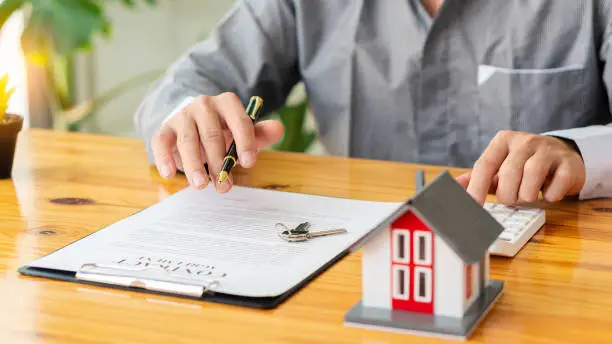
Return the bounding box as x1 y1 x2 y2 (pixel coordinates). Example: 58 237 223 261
0 74 23 179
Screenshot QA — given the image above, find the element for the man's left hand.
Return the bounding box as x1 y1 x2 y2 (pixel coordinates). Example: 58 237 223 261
456 130 586 205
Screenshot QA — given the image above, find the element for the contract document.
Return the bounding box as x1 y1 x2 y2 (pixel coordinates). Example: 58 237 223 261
20 185 401 307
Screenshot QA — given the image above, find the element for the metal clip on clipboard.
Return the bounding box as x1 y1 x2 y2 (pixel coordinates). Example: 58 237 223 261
76 263 221 298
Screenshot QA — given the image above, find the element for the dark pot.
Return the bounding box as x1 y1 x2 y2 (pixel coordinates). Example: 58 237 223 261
0 113 24 179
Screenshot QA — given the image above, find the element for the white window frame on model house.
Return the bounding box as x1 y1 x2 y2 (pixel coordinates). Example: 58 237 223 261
392 265 410 300
413 266 432 303
392 229 411 263
413 231 432 265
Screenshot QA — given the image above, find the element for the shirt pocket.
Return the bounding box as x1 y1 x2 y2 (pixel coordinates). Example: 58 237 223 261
476 63 587 140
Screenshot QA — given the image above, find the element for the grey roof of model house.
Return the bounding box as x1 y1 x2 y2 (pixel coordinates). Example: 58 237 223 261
349 170 504 264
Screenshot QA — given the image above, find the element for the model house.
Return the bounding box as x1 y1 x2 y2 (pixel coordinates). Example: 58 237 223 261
345 170 505 340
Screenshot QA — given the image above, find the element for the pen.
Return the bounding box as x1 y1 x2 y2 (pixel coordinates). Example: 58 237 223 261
415 169 425 192
217 96 264 184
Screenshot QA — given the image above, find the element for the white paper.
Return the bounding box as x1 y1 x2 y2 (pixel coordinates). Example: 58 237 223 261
27 186 401 297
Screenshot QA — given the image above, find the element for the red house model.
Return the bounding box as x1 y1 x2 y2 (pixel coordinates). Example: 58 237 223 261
345 171 505 341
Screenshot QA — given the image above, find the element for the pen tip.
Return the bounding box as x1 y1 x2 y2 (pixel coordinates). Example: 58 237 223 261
217 171 229 184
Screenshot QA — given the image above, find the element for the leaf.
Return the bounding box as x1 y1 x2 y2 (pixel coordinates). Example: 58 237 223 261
5 87 15 102
21 0 110 56
0 74 8 95
0 75 11 106
0 74 15 120
276 104 305 151
0 86 15 114
118 0 157 9
120 0 136 7
270 99 316 153
0 0 24 29
19 0 159 57
60 101 93 124
293 130 317 153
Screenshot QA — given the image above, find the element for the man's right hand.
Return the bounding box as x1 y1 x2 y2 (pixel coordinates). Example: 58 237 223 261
151 92 284 193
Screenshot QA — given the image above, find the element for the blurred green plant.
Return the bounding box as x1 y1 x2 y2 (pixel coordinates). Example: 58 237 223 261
0 0 159 129
268 98 316 153
0 0 317 153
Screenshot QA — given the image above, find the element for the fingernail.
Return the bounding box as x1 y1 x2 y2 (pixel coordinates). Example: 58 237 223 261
191 171 207 188
240 151 256 167
160 164 172 178
217 176 231 193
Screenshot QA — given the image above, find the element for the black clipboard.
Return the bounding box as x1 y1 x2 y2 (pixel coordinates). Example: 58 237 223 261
16 183 405 310
18 249 348 309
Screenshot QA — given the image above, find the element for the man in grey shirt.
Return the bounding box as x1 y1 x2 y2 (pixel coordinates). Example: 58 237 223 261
134 0 612 205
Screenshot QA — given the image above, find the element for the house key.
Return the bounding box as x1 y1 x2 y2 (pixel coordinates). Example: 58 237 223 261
276 222 348 242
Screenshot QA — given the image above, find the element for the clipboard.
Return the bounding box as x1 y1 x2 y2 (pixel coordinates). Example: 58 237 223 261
17 185 403 309
18 250 349 309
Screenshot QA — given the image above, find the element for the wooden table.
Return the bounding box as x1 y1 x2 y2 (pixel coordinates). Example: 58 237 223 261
1 129 612 344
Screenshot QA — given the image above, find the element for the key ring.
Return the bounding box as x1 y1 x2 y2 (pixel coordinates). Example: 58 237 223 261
278 232 309 242
275 223 291 232
276 222 308 242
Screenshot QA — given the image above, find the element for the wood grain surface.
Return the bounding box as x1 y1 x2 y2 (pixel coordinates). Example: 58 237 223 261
1 129 611 344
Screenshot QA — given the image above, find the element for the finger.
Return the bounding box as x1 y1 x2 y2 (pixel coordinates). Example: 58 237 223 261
199 146 213 177
467 132 511 205
173 147 184 172
496 148 534 205
457 173 499 195
217 120 283 162
223 129 234 151
151 126 177 179
455 172 471 189
518 152 553 203
213 120 283 194
192 96 229 190
253 120 285 150
489 174 500 195
542 162 576 202
214 93 258 168
173 111 209 189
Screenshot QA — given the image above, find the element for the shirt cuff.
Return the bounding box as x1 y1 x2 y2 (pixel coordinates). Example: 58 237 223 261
542 125 612 200
162 97 196 125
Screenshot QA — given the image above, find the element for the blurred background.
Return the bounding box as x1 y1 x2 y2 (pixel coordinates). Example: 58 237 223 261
0 0 325 154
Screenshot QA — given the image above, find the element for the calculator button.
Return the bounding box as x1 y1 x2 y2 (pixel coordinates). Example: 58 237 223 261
492 214 508 222
498 232 515 242
503 225 523 233
517 209 541 216
510 211 529 218
496 209 513 215
487 202 546 256
513 218 533 226
506 217 528 225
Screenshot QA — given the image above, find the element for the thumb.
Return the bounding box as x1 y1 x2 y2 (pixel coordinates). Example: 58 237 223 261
254 120 285 151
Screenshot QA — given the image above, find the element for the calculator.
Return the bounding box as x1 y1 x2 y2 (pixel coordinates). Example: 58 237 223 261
485 202 546 257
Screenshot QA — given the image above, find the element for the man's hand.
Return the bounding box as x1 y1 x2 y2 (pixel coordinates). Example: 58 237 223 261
151 93 284 192
456 131 585 205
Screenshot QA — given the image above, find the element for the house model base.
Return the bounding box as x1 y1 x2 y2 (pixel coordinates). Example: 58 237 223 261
344 280 503 341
